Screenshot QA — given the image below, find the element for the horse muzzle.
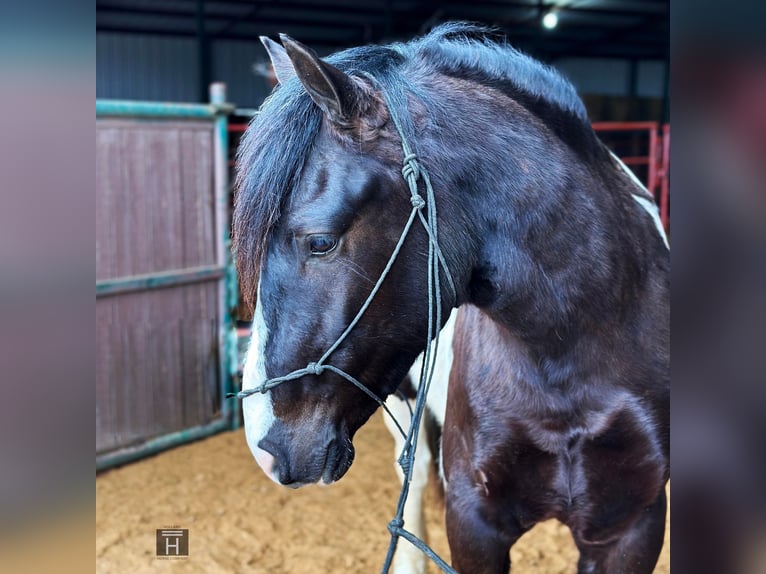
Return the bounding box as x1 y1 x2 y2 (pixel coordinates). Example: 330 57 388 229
255 424 355 487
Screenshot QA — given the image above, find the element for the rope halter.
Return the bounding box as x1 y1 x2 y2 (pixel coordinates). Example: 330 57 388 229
229 86 458 574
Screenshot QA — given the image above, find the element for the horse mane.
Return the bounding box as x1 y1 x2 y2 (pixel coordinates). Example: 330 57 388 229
233 23 592 305
400 22 588 121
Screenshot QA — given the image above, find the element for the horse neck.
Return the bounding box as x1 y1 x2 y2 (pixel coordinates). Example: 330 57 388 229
424 92 662 354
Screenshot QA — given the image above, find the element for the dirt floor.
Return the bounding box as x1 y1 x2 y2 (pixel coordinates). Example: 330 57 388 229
96 414 669 573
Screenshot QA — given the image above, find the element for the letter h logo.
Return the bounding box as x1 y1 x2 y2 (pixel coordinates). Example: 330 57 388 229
156 529 189 557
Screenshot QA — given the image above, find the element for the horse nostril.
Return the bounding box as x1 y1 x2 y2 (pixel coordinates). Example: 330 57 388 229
258 438 290 483
277 470 295 486
275 458 293 485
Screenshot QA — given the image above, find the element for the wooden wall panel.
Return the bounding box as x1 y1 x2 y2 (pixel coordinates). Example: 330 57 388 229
96 118 222 456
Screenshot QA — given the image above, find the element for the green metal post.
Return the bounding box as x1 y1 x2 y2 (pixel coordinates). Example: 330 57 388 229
96 419 230 471
96 100 225 118
210 82 239 430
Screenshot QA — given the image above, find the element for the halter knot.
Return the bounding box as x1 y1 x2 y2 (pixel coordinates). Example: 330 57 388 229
401 152 420 181
410 194 426 210
305 362 325 375
388 518 404 533
397 451 412 475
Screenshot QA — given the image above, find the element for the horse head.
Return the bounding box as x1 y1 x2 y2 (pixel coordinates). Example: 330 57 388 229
234 36 455 487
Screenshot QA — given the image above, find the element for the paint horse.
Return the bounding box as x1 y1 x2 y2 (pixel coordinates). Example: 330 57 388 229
234 24 669 574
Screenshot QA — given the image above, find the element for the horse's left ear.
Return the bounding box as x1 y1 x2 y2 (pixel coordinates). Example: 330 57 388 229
279 34 365 126
260 36 295 85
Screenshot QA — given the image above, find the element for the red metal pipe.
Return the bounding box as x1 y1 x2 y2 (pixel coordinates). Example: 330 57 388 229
620 156 652 165
592 121 659 131
660 124 670 229
648 125 658 195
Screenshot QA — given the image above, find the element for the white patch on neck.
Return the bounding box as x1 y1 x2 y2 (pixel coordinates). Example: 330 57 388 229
242 280 279 483
407 308 457 427
610 150 669 249
406 308 457 489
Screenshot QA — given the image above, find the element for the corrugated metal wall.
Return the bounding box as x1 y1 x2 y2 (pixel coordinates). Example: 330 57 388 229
96 119 222 455
97 33 199 102
97 32 667 108
212 39 272 108
554 58 666 98
97 33 272 107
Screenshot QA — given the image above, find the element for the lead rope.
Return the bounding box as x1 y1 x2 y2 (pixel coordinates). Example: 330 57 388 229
229 90 457 573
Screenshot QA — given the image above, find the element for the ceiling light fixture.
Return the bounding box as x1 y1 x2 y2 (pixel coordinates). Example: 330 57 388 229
542 10 559 30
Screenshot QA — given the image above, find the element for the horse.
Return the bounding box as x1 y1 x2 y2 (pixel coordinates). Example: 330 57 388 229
233 23 669 574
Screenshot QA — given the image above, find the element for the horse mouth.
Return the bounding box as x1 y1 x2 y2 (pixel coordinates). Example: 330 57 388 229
277 448 354 488
321 439 355 485
257 435 356 488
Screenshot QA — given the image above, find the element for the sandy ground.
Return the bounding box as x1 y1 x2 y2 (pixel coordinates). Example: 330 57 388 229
96 414 669 573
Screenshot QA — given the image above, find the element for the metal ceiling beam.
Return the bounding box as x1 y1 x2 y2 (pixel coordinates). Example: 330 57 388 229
95 24 356 47
123 0 390 17
96 3 388 36
96 0 668 60
96 0 667 22
215 0 267 36
165 0 668 17
496 24 667 46
95 3 380 20
441 0 667 18
95 22 667 59
563 12 668 59
536 45 667 60
97 17 366 36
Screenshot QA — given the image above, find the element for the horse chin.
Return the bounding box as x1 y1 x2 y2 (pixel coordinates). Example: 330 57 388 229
284 481 312 490
283 477 335 489
272 465 349 489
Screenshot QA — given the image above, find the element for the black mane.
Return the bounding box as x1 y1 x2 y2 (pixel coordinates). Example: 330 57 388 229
402 22 587 120
233 22 592 303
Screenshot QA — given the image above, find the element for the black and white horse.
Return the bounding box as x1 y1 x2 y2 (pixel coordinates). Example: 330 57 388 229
234 24 669 573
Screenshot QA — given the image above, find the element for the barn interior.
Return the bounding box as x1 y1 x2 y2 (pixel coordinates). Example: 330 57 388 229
96 2 670 573
97 0 669 120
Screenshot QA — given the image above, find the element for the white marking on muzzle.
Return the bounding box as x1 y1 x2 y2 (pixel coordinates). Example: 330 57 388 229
242 281 280 484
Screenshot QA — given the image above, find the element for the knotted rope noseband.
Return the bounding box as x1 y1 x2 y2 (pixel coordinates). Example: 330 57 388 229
229 89 458 573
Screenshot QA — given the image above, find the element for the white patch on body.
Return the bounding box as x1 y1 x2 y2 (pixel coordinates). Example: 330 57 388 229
408 308 456 487
610 150 669 248
632 194 669 248
407 309 457 427
380 309 458 574
382 394 431 574
242 281 280 484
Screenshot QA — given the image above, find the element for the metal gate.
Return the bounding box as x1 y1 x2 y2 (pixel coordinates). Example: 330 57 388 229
96 85 238 470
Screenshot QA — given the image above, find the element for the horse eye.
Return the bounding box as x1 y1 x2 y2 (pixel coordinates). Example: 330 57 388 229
308 234 338 255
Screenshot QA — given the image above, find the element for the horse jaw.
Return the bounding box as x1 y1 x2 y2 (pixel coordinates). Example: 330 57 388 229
242 281 280 484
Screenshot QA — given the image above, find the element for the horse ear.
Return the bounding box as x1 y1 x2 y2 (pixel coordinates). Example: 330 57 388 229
260 36 295 85
279 34 362 126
